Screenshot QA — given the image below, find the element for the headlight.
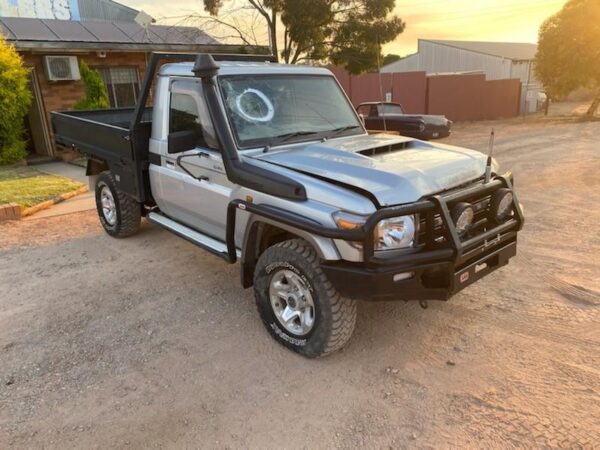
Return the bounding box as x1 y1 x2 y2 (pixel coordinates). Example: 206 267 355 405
452 202 474 236
375 215 416 251
490 188 514 222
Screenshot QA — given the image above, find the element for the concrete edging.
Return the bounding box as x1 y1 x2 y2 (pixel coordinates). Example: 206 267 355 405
0 185 89 222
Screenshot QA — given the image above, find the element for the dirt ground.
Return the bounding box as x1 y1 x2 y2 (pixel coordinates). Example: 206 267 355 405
1 115 599 448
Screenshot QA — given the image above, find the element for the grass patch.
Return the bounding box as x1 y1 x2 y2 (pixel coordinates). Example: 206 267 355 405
0 165 84 209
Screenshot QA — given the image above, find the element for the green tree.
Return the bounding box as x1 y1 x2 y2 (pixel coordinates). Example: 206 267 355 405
0 37 32 165
536 0 600 116
74 61 110 110
382 53 401 66
202 0 405 74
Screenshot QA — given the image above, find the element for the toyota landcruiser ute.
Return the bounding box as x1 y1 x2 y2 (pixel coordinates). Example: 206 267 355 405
52 53 524 358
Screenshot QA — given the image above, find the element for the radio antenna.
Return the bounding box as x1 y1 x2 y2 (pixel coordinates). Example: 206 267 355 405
484 128 495 183
376 34 387 132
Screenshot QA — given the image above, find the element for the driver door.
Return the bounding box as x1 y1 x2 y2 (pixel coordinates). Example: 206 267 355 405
160 80 232 240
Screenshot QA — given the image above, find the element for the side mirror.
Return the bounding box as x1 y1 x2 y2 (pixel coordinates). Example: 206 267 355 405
168 130 198 154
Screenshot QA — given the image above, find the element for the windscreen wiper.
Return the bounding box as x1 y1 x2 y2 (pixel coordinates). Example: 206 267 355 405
329 125 362 138
275 130 320 144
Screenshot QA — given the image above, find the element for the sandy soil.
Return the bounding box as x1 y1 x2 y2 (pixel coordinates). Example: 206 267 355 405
0 117 599 448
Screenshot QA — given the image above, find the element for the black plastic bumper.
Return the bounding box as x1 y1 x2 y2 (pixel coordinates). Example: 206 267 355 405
321 240 517 302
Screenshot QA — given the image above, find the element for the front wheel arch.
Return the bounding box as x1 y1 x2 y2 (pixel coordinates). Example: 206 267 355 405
241 221 301 288
240 219 340 289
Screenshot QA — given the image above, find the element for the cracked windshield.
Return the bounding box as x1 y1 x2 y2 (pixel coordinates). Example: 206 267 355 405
218 75 363 148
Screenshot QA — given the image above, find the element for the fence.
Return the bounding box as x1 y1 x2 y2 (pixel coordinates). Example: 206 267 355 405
329 68 427 114
330 67 522 122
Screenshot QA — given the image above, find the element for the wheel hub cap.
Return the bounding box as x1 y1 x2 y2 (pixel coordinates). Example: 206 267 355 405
269 269 315 336
100 185 117 226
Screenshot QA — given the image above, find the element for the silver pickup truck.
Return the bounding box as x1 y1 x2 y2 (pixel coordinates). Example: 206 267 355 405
52 53 524 358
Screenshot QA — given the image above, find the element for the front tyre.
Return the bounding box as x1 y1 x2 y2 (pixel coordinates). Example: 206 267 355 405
95 171 141 238
254 239 357 358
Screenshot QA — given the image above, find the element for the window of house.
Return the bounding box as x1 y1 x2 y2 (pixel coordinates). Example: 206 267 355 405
96 67 140 108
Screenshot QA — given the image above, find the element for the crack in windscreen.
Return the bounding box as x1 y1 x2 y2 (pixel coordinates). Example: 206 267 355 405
218 74 363 148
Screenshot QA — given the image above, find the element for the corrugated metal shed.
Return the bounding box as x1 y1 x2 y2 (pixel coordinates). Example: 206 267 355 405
78 0 139 22
427 40 537 61
382 39 538 85
0 17 224 51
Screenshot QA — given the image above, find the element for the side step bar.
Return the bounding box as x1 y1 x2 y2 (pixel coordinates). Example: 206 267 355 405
147 212 239 263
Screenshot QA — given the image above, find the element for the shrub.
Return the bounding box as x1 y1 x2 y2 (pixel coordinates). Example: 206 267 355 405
0 141 27 166
0 37 32 165
74 61 110 110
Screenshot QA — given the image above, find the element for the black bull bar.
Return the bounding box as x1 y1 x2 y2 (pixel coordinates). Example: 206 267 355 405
225 174 524 268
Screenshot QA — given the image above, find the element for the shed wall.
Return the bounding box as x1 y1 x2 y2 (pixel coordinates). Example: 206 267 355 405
510 60 538 85
380 53 420 73
382 41 537 85
417 40 511 80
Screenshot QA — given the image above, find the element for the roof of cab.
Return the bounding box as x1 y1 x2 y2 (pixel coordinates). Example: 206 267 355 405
159 61 333 77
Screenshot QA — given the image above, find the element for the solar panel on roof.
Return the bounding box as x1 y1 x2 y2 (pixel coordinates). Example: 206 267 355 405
0 17 220 47
42 20 97 42
79 21 133 43
1 17 58 41
0 20 16 40
146 25 172 43
148 25 219 45
113 22 158 43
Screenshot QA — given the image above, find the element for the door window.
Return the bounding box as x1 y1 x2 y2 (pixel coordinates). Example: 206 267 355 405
169 81 218 150
170 94 201 132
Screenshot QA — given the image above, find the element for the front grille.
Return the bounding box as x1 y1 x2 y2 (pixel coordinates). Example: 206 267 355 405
417 184 510 250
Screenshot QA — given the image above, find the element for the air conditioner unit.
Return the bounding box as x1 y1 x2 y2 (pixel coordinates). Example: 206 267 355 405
44 56 81 81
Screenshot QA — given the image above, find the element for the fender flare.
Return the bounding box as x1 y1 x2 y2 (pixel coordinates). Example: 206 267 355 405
239 214 341 288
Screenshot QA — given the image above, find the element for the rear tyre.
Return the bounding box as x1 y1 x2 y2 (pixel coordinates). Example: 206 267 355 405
253 239 357 358
95 171 141 238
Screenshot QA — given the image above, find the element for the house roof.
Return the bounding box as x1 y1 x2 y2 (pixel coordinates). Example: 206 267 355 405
0 17 225 52
424 39 538 60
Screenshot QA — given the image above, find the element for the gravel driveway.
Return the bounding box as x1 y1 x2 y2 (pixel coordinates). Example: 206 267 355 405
1 117 599 448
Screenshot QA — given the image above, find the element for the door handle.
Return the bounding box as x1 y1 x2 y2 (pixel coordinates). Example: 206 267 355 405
165 160 175 169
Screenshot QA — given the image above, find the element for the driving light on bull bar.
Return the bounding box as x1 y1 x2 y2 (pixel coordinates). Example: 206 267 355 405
374 215 416 251
490 188 514 222
452 202 474 236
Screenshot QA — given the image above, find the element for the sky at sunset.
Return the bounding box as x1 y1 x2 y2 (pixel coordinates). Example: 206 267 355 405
122 0 569 56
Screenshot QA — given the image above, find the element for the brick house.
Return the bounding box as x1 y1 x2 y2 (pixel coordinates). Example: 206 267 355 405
0 0 238 158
